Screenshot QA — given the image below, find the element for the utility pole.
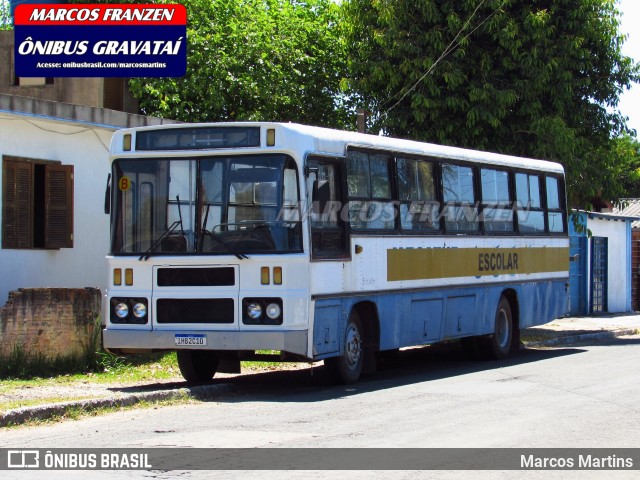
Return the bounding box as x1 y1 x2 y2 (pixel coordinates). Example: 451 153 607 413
357 109 368 134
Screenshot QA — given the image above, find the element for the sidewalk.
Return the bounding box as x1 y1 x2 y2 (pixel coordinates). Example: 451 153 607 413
520 313 640 346
1 314 639 427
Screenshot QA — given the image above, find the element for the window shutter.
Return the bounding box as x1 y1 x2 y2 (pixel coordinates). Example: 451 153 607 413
2 159 33 249
45 164 74 248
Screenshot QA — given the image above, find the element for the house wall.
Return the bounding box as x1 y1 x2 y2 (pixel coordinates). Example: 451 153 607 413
0 111 113 303
588 216 632 313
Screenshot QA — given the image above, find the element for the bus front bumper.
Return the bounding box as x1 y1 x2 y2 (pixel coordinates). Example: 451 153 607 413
102 328 308 357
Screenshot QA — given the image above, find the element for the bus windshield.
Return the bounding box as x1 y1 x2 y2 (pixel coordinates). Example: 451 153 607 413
110 154 302 256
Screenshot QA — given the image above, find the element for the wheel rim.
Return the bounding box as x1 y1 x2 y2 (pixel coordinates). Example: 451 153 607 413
344 323 362 368
495 308 510 350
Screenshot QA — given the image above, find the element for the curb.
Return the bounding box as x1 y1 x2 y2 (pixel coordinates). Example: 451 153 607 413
2 328 637 427
523 328 639 348
0 383 233 428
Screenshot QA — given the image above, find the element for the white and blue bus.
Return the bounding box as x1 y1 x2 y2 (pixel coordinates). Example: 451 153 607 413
102 123 569 384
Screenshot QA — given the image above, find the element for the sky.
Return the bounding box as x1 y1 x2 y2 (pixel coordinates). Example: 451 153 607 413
617 0 640 134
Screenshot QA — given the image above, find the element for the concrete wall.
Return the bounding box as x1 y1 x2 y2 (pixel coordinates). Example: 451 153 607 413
0 31 138 113
588 215 632 313
0 31 103 107
0 288 101 358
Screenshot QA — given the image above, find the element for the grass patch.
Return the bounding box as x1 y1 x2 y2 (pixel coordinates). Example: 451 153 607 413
0 351 181 386
0 351 182 413
0 344 97 379
88 351 181 382
3 396 194 429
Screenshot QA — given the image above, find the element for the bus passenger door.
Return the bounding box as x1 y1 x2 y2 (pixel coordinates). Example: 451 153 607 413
307 157 350 261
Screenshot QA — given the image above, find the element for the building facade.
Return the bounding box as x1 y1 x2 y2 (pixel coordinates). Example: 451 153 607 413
0 94 176 304
0 30 139 113
569 210 636 315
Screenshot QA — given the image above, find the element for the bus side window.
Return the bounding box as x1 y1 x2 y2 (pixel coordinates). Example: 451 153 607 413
346 151 394 230
480 168 514 233
515 173 545 233
545 176 566 233
309 158 349 258
397 157 439 232
442 164 480 232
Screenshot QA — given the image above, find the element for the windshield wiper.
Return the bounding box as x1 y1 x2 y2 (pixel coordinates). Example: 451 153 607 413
139 195 185 261
201 229 248 260
200 205 248 259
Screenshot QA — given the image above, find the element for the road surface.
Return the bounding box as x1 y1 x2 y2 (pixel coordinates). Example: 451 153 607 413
1 337 639 479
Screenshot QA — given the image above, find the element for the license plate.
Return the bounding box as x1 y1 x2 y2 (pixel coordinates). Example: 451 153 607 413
174 334 207 346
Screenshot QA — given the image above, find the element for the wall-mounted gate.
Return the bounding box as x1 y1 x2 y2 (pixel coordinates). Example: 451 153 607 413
569 235 587 315
590 236 608 313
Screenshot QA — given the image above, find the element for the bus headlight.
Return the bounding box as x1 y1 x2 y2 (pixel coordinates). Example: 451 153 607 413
110 297 149 324
242 298 282 325
114 303 129 319
266 303 281 320
132 302 147 319
246 303 262 320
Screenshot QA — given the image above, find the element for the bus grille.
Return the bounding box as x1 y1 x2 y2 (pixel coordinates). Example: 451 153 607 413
157 267 235 287
156 298 234 324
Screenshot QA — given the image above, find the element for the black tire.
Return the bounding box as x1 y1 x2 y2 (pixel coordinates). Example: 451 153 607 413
481 296 514 360
177 350 219 383
325 311 364 384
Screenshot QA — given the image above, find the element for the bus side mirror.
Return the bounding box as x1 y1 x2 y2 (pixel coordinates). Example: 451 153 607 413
104 173 111 215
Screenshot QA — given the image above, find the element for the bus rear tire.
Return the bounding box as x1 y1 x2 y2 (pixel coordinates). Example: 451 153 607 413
177 350 219 383
325 311 364 384
481 296 514 360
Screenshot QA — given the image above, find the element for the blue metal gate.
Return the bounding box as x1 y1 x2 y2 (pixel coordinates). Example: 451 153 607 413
590 236 608 313
569 235 587 315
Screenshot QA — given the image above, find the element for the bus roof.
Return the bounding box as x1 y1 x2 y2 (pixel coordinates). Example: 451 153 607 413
112 122 565 175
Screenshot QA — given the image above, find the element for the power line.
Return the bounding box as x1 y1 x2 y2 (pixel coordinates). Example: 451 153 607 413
380 0 508 118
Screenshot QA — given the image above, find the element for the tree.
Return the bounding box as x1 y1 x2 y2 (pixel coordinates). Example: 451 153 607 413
344 0 640 206
128 0 352 129
1 0 11 30
604 134 640 201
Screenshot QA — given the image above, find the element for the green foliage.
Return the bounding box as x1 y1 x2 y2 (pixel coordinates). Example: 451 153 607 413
129 0 353 128
0 344 93 379
0 0 11 30
344 0 640 206
608 134 640 199
0 343 178 380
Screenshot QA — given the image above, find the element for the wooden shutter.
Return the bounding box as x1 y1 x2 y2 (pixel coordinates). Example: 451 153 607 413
45 164 74 249
2 159 33 249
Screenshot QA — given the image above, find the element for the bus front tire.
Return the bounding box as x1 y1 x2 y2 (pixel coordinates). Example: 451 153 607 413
325 312 364 384
177 350 219 383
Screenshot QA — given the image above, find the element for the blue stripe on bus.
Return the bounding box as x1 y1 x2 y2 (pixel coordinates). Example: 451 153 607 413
312 280 568 360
